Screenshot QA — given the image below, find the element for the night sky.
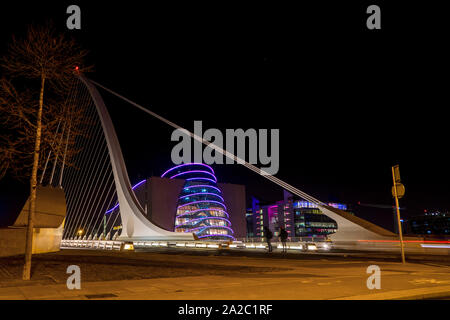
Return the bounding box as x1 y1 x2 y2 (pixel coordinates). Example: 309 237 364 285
1 1 449 231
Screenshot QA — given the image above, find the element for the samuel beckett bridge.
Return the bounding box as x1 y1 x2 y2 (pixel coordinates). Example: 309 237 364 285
29 73 448 256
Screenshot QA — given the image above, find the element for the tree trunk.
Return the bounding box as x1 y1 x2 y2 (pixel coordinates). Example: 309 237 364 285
22 74 45 280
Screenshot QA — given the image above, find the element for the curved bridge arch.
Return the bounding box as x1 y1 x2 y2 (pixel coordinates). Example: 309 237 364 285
80 76 398 243
79 75 195 241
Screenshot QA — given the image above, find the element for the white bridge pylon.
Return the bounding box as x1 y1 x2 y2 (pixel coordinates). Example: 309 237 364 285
79 76 194 241
80 75 396 242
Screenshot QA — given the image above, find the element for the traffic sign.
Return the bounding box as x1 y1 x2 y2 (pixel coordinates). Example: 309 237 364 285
392 183 405 199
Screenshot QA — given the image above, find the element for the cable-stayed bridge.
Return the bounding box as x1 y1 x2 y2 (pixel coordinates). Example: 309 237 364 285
35 74 447 255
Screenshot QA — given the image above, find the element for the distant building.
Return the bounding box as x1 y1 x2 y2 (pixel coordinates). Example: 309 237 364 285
404 211 450 235
246 191 349 240
245 212 255 238
105 163 247 241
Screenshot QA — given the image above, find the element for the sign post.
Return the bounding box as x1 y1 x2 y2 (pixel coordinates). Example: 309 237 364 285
391 165 406 264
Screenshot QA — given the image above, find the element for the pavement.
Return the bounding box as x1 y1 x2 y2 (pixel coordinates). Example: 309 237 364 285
0 249 449 300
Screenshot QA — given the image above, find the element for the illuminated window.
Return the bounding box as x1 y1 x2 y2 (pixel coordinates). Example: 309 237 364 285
168 163 234 241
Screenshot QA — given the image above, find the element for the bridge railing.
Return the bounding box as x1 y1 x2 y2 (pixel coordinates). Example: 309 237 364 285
60 239 122 250
235 236 330 243
60 238 332 251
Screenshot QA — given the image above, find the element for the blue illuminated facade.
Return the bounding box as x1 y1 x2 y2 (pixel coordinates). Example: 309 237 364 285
162 163 235 241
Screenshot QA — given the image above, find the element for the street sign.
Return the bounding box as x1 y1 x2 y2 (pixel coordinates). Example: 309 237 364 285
392 183 405 199
393 165 401 183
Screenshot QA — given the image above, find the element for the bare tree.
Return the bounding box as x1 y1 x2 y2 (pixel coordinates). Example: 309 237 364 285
0 78 91 180
0 23 92 280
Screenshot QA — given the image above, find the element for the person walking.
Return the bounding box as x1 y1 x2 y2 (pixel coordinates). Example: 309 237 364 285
279 227 288 253
264 226 273 253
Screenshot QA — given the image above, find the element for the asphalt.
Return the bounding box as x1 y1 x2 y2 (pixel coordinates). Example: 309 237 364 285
0 248 449 300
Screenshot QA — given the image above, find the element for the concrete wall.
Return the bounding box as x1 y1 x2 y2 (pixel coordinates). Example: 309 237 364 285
0 222 64 257
219 183 247 238
147 177 185 231
13 186 66 228
0 186 66 257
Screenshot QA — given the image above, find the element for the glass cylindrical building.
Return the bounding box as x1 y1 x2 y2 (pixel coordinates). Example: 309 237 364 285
161 163 235 241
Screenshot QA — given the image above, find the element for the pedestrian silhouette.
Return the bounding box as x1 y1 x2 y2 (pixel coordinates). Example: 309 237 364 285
264 226 273 252
279 227 288 253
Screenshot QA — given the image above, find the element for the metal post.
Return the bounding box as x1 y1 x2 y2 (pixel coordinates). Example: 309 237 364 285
103 215 106 239
391 166 406 264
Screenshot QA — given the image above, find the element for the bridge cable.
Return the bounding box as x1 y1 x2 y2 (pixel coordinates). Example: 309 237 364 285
89 79 326 207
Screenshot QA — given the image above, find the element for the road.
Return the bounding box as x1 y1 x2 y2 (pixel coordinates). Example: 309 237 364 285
0 248 449 299
136 245 450 265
